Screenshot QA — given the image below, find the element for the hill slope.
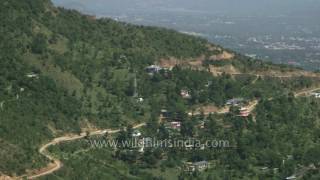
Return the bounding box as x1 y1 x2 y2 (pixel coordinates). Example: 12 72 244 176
0 0 320 177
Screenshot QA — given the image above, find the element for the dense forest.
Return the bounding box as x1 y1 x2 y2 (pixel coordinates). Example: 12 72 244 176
0 0 319 179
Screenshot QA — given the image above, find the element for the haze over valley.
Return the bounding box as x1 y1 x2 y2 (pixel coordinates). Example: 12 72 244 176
53 0 320 70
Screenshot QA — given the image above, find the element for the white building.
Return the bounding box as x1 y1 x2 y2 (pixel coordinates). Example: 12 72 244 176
311 92 320 98
136 97 144 102
145 65 162 74
132 130 142 137
285 175 297 180
26 73 38 78
184 161 209 172
181 89 191 99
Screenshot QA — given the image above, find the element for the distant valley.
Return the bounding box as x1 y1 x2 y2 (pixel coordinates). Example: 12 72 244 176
53 0 320 71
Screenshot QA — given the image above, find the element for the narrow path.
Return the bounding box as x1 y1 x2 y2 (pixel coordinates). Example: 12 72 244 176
189 100 258 116
25 123 146 179
189 85 320 117
251 75 260 84
212 70 320 79
294 87 320 97
246 100 259 113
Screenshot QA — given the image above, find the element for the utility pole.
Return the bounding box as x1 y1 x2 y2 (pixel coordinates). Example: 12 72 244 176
133 72 138 98
0 101 4 110
127 57 139 98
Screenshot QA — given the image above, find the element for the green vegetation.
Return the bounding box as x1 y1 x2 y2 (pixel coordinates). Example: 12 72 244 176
43 95 320 180
0 0 319 179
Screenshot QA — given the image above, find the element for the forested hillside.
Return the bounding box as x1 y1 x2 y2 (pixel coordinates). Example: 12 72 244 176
0 0 210 175
0 0 319 179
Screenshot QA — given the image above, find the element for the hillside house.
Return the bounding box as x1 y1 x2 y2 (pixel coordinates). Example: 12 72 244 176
181 89 191 99
285 175 297 180
26 73 39 78
136 97 144 103
132 130 142 137
170 121 181 130
184 161 209 172
239 107 250 117
165 121 181 131
311 92 320 98
198 121 205 129
240 112 250 117
260 167 269 172
160 109 172 119
137 138 145 153
226 98 244 106
137 137 153 153
146 65 162 75
142 137 153 148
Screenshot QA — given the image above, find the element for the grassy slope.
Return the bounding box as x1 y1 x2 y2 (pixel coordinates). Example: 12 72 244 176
1 0 319 177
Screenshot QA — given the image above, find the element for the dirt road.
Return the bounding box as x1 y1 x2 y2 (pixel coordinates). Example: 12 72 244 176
189 100 259 116
26 123 146 179
10 85 320 180
294 87 320 97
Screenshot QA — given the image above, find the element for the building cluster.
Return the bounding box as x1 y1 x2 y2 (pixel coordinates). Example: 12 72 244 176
160 109 182 136
226 98 251 117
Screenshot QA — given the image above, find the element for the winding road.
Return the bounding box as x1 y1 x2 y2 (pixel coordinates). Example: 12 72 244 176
9 86 320 180
25 123 146 179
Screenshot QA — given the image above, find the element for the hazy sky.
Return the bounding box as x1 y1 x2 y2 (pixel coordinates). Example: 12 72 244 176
52 0 320 16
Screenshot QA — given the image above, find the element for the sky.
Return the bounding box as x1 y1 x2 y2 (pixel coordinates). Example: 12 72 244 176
52 0 320 17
